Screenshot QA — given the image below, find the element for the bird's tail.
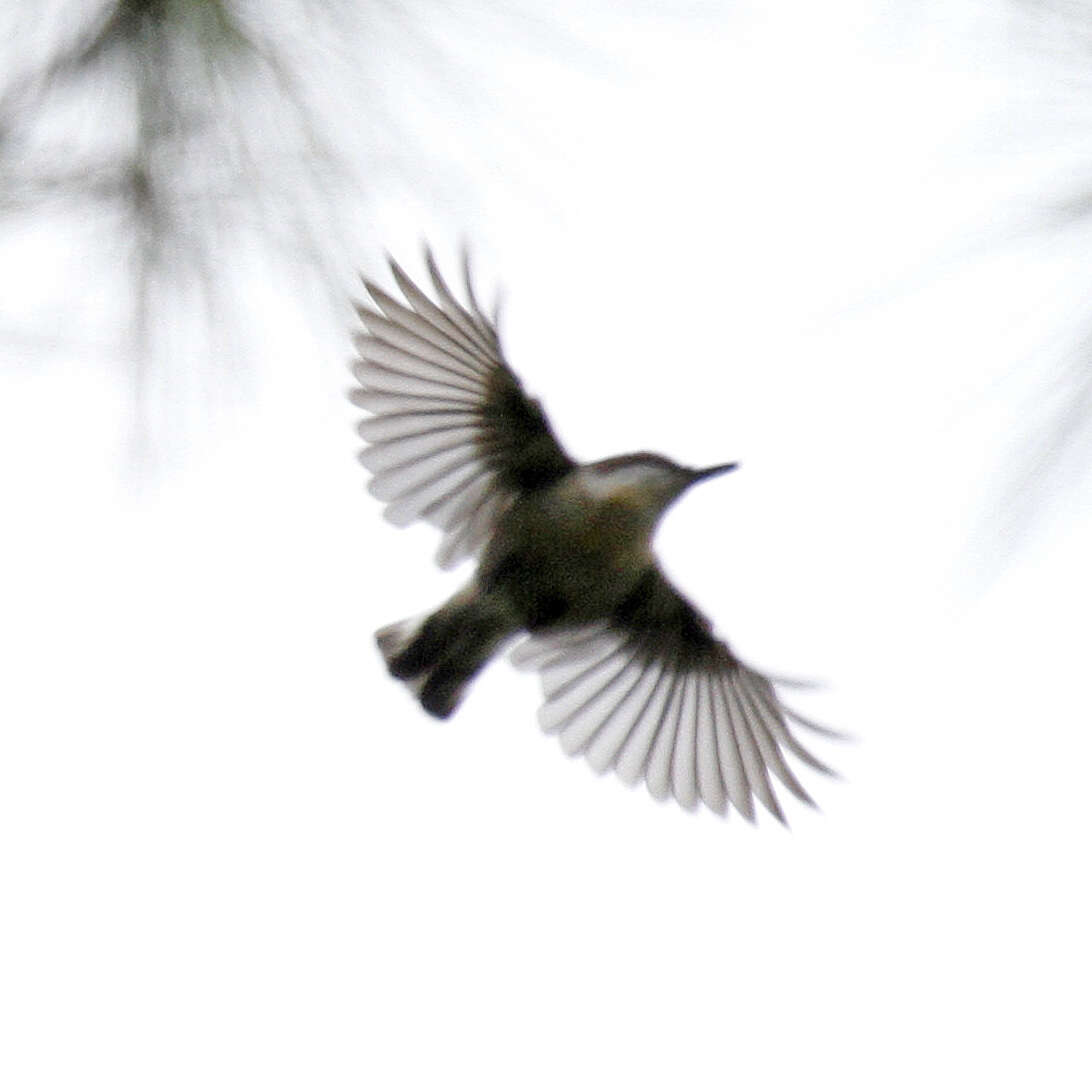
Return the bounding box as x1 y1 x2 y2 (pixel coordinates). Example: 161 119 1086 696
376 586 514 718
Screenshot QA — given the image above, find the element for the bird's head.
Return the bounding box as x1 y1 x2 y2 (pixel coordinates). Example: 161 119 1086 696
585 452 738 528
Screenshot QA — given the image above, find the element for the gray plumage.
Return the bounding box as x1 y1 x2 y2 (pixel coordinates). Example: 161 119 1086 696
351 249 840 822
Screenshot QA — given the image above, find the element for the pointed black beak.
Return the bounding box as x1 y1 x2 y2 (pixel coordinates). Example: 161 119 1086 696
689 462 739 485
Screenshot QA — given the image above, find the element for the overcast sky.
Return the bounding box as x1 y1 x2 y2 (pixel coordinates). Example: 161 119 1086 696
3 3 1091 1074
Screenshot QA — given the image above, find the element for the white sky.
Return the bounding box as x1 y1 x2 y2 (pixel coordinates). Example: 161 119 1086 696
3 3 1091 1075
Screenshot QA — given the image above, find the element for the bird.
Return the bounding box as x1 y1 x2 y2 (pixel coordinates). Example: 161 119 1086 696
350 248 840 822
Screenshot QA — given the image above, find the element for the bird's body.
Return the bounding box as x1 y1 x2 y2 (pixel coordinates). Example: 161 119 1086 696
352 250 839 821
377 460 678 717
479 460 668 629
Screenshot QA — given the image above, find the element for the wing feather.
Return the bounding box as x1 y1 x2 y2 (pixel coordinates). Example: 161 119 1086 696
646 673 684 803
695 674 727 815
671 672 700 810
585 660 663 775
511 567 838 822
352 251 574 566
614 665 674 788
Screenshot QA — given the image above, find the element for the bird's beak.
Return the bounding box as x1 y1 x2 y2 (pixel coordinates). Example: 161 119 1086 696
689 462 739 485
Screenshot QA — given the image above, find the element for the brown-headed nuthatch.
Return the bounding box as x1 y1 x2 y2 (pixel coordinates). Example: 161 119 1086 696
351 250 839 821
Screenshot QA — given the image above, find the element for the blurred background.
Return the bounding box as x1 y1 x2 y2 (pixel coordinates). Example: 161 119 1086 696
2 2 1090 1074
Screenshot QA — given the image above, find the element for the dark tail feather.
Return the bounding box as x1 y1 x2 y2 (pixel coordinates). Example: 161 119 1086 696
376 592 512 719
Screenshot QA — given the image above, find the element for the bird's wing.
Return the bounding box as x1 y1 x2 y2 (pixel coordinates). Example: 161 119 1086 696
351 250 575 568
511 566 842 822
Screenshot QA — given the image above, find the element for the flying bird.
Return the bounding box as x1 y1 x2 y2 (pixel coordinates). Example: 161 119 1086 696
351 249 839 821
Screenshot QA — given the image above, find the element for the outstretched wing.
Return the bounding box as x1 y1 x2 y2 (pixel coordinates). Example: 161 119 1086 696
511 566 842 822
351 249 575 568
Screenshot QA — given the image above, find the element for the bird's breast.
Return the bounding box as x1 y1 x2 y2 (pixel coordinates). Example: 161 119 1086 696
478 476 655 629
